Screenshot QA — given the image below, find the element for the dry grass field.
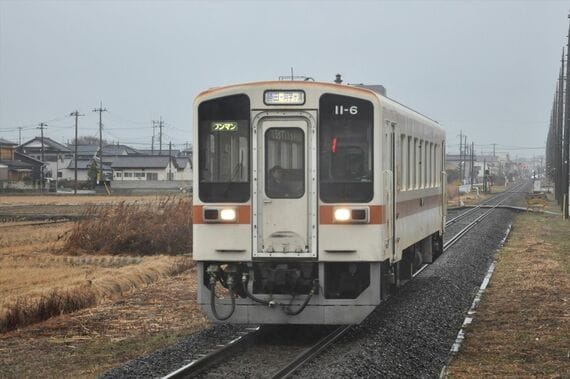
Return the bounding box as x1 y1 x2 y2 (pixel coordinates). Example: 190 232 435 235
0 194 158 206
0 195 208 377
447 211 570 377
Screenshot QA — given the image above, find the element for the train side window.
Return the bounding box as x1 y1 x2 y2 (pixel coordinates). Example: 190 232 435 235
429 142 435 187
427 142 432 187
424 140 428 188
420 140 427 188
435 144 439 186
400 134 406 190
407 136 413 190
417 139 422 189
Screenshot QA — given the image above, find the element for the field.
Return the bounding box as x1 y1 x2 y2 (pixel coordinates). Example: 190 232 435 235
447 209 570 376
0 195 208 377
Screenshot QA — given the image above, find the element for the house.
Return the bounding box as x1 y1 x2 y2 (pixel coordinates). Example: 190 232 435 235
18 136 72 161
0 138 17 160
18 137 72 180
111 155 192 181
0 138 43 186
110 155 192 193
68 144 99 160
61 158 112 182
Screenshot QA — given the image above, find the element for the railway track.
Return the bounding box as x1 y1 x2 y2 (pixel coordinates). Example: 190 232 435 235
0 215 81 228
445 181 527 227
161 181 530 379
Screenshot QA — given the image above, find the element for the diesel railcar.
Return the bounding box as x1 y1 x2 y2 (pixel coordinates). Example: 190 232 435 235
193 80 446 324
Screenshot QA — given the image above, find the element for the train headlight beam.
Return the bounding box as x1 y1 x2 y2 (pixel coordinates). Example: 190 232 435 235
220 208 237 222
334 208 351 222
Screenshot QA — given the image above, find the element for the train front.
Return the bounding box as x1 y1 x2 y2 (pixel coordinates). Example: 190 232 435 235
193 82 387 324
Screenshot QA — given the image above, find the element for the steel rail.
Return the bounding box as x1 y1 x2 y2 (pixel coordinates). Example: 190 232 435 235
161 326 262 379
0 219 73 228
270 325 352 379
161 181 529 379
445 181 526 227
443 189 520 252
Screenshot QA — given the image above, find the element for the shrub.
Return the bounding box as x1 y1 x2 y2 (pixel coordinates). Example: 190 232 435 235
63 197 193 255
0 287 97 333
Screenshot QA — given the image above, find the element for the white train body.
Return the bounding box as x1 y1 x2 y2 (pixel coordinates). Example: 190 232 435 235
193 81 446 324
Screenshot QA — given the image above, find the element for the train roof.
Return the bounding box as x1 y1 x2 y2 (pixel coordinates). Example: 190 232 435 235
196 80 442 131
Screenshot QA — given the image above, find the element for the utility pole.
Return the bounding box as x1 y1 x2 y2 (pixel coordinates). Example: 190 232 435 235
558 52 565 207
483 158 487 193
151 122 157 154
470 141 475 186
37 122 47 192
70 111 84 194
168 141 172 181
459 130 463 183
562 15 570 220
159 117 164 155
152 117 164 155
93 102 107 184
492 143 497 160
18 127 22 145
461 136 469 184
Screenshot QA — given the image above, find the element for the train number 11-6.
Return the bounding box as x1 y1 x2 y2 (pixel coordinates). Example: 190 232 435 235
334 105 358 115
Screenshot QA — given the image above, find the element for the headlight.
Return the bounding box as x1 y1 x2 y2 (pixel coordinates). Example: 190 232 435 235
334 208 351 222
220 208 237 221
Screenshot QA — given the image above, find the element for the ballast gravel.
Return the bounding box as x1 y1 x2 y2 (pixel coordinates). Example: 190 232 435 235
104 184 528 378
101 324 251 378
296 208 521 378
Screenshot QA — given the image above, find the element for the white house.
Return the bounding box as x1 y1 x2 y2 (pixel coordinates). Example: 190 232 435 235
111 156 192 181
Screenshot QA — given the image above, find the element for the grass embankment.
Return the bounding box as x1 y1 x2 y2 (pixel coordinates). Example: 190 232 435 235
447 211 570 376
0 197 194 332
0 272 208 378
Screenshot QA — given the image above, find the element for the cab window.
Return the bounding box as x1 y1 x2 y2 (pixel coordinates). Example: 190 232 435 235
319 94 374 203
198 94 250 202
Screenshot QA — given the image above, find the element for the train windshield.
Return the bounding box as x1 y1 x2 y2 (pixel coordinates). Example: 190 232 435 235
198 94 250 202
319 94 373 203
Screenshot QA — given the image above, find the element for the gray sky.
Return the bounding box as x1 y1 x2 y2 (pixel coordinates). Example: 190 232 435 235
1 0 568 157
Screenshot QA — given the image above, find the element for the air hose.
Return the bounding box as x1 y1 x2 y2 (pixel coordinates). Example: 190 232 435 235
282 279 319 316
242 274 275 306
209 274 236 321
241 274 318 316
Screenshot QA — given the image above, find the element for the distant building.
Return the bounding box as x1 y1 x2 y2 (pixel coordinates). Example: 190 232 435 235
0 138 18 160
18 137 72 161
0 138 43 185
111 155 192 181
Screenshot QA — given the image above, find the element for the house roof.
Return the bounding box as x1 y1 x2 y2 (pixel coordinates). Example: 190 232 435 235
20 137 71 152
111 155 179 169
0 159 35 170
14 151 44 165
0 138 18 146
68 144 99 156
102 144 140 156
66 158 111 171
137 149 182 156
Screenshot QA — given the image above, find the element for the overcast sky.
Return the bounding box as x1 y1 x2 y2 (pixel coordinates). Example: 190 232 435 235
1 0 569 157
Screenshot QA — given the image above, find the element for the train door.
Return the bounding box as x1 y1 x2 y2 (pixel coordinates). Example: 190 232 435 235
252 114 317 259
385 121 397 262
